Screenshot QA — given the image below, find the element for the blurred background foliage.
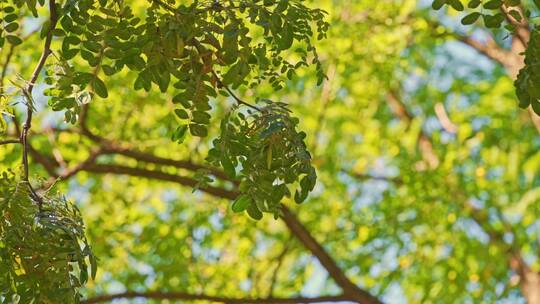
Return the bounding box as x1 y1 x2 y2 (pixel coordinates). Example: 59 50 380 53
1 0 540 303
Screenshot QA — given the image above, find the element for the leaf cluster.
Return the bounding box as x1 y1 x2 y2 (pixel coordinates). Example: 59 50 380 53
431 0 523 29
41 0 327 138
206 100 316 220
0 171 96 304
0 0 25 47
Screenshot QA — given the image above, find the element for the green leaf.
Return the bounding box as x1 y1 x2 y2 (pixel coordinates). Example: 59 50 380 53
4 14 17 23
461 12 481 25
221 154 236 178
508 9 522 22
448 0 464 11
92 77 108 98
6 35 22 45
468 0 481 8
278 23 294 51
90 253 97 280
483 0 502 9
189 124 208 137
174 109 189 119
172 124 188 143
532 101 540 115
83 41 102 53
432 0 446 10
4 23 19 33
246 203 263 220
483 13 505 28
102 65 116 76
103 48 123 59
232 195 251 213
192 111 211 124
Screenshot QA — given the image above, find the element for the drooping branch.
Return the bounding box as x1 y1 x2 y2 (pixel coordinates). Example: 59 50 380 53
82 291 351 304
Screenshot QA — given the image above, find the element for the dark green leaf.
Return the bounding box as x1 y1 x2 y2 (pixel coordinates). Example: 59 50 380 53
174 109 189 119
246 203 263 220
432 0 446 9
92 77 108 98
6 35 22 45
189 124 208 137
461 12 481 25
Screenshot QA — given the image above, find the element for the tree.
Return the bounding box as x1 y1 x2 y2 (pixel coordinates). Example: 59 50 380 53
1 0 540 303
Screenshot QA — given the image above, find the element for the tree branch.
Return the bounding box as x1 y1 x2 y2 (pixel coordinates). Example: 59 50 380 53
100 143 234 182
27 116 381 303
455 34 519 74
82 292 351 304
82 163 239 200
280 206 382 304
21 0 57 177
16 0 57 207
0 138 20 145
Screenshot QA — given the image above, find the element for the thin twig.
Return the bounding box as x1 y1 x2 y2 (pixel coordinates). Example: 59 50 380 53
211 70 261 111
19 0 58 206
